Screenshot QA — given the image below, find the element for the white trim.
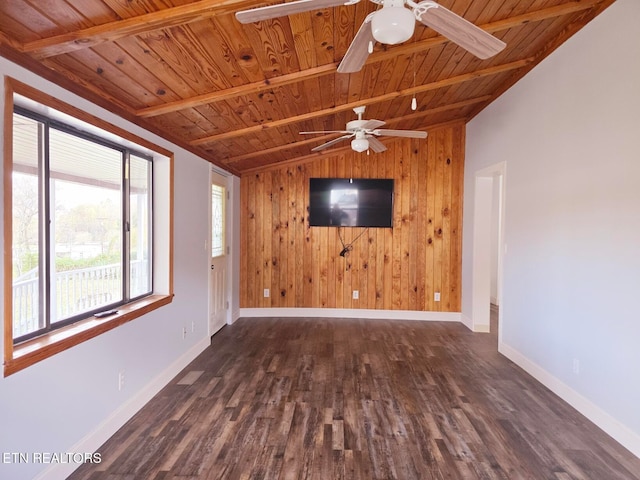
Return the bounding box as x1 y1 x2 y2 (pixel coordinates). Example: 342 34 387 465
224 175 236 327
208 172 231 336
473 323 491 333
239 308 461 322
499 341 640 459
34 338 211 480
460 313 473 330
211 164 231 179
469 161 506 340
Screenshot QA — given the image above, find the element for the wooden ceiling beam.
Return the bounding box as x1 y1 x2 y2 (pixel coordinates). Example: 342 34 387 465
222 95 492 164
137 63 339 118
20 0 264 59
190 59 532 145
484 0 603 32
223 133 343 164
134 0 600 118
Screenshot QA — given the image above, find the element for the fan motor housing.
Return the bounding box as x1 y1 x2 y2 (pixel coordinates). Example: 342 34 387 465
346 119 368 131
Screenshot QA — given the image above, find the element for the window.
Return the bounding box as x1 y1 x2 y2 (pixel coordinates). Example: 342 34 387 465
4 78 173 376
11 109 153 343
211 183 225 258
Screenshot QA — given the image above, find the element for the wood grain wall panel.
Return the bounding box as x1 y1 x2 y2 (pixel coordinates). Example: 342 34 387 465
259 172 269 307
450 127 464 310
239 123 465 313
242 173 253 307
435 127 446 312
272 168 281 302
441 127 453 310
407 138 419 311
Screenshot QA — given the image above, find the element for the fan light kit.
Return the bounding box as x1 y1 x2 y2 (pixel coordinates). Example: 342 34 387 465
351 132 370 152
371 2 415 45
300 106 427 153
236 0 506 74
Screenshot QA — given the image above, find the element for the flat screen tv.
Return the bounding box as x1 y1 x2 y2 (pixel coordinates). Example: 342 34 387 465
308 178 394 228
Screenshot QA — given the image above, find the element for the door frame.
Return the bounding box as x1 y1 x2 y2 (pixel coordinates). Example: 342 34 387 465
470 161 506 344
209 168 232 336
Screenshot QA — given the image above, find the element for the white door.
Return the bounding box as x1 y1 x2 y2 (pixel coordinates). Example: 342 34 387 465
209 178 227 335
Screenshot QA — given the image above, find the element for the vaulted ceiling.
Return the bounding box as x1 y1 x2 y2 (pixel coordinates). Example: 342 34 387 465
0 0 615 176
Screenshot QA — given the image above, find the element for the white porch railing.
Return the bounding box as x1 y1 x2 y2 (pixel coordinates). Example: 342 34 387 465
12 261 148 339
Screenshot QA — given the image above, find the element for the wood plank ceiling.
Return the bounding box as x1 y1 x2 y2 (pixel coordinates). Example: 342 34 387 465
0 0 615 176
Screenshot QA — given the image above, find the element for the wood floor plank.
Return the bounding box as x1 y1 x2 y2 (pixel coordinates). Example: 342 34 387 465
70 314 640 480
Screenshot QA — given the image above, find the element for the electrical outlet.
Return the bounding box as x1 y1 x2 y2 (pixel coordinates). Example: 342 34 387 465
182 327 187 339
264 288 270 298
118 371 125 391
352 290 359 300
434 292 441 302
573 358 580 375
191 321 195 333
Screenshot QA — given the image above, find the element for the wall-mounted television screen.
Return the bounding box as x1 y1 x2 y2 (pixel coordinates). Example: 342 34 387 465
308 178 394 228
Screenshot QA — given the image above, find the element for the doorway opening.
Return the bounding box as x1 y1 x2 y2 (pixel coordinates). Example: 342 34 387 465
470 162 505 347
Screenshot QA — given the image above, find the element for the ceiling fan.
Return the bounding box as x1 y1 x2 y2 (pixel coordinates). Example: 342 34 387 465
235 0 506 73
299 106 427 153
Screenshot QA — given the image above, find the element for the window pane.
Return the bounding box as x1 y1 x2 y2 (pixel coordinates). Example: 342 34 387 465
211 184 225 257
12 114 42 339
130 155 152 298
49 129 123 323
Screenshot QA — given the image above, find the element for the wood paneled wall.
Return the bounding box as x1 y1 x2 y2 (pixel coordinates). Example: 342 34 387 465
240 123 464 312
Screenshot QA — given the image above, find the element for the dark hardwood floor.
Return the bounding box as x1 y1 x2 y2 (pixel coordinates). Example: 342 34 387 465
70 310 640 479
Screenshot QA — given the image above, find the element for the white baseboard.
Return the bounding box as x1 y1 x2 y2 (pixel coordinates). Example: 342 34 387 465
239 307 461 322
499 341 640 459
473 323 491 333
34 338 211 480
460 313 473 330
456 313 491 332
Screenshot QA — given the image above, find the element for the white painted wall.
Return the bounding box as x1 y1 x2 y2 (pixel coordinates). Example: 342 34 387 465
463 0 640 456
0 57 235 479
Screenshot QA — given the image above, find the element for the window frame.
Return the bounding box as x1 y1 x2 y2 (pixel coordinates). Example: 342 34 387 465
12 107 155 343
3 77 174 376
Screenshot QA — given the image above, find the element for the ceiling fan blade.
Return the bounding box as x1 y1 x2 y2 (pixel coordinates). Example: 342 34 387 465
361 119 386 130
300 130 351 135
236 0 351 24
311 134 353 152
337 12 375 73
373 129 428 139
417 3 506 59
367 136 387 153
